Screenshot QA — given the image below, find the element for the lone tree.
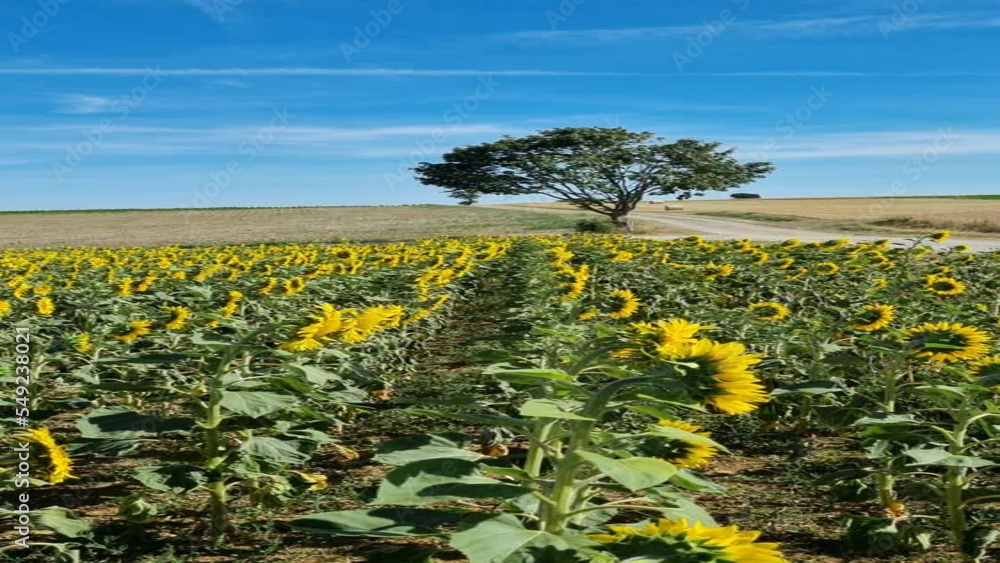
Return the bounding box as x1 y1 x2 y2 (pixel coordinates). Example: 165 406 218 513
413 127 774 229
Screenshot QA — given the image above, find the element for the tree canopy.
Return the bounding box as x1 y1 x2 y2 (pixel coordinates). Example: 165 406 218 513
413 127 774 228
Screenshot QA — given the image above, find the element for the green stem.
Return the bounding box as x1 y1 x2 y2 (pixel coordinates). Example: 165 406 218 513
944 406 973 556
202 350 235 544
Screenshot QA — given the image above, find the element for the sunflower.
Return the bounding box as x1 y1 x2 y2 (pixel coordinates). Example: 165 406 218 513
930 230 951 243
219 290 243 317
903 322 992 363
114 319 153 343
813 262 840 275
577 307 599 321
968 356 1000 382
653 419 719 468
953 244 971 253
21 428 76 485
773 258 795 270
779 238 800 249
164 306 191 331
607 289 641 320
617 319 716 359
849 304 895 332
36 297 55 315
73 333 93 354
925 275 966 296
703 263 734 280
748 302 790 321
871 277 889 291
658 339 769 415
0 300 11 317
591 518 787 563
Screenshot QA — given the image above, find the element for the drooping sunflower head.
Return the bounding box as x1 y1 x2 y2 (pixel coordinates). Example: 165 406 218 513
849 304 895 332
650 419 719 468
903 322 992 363
590 518 788 563
748 302 790 322
929 230 952 243
21 428 76 485
607 289 641 320
658 339 769 415
814 262 840 275
925 275 966 296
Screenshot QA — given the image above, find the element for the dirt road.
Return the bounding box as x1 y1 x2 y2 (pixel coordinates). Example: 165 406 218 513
631 213 1000 251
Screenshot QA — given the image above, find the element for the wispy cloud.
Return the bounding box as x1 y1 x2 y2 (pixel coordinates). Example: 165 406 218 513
54 94 113 114
182 0 228 23
499 13 1000 43
0 67 635 77
731 130 1000 159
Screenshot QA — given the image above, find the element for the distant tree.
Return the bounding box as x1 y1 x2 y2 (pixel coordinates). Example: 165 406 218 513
731 193 762 199
412 127 774 230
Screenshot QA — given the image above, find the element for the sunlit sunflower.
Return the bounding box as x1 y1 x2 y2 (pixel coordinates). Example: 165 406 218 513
703 263 734 280
748 302 790 321
953 244 971 253
607 289 641 320
590 518 787 563
658 339 769 415
930 230 952 243
617 318 717 359
903 322 991 363
849 304 896 332
164 306 191 331
813 262 840 275
0 300 11 318
21 428 76 485
114 319 153 343
36 297 55 315
925 275 966 296
653 419 719 468
73 333 92 354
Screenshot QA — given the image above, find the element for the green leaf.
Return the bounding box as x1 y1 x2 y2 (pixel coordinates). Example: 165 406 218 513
486 367 575 385
240 436 311 466
449 514 596 563
518 399 593 421
904 448 996 468
576 452 677 492
133 465 209 494
771 380 844 396
285 363 344 385
32 507 91 538
288 508 471 537
373 433 483 465
645 423 729 452
669 470 726 494
218 390 299 417
375 458 530 506
76 406 194 439
853 414 919 426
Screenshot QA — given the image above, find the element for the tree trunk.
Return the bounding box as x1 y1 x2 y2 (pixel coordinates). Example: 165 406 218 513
611 215 632 232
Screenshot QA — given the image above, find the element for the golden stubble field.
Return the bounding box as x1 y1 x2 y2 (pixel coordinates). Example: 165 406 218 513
0 205 592 248
512 197 1000 234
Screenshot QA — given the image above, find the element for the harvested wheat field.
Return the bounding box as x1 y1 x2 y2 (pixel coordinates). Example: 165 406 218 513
0 205 593 248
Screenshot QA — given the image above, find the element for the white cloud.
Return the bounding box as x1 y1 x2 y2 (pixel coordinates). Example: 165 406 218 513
499 13 1000 43
54 94 114 114
732 130 1000 159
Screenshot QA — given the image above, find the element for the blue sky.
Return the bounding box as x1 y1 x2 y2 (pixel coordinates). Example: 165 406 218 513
2 0 1000 210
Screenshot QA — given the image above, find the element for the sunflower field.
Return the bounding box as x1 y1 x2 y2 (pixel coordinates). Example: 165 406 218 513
1 231 999 563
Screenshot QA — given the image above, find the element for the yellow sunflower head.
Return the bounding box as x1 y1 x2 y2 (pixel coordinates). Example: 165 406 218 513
607 289 641 320
748 302 790 322
925 275 966 296
814 262 840 275
651 419 719 468
20 428 77 485
929 230 952 243
658 339 769 415
849 304 895 332
590 518 788 563
903 322 992 363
